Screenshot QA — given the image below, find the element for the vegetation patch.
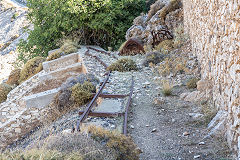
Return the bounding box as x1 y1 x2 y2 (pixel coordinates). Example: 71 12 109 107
155 39 174 52
186 78 200 89
71 81 96 106
0 149 83 160
46 49 63 61
142 51 166 67
46 40 79 61
59 39 79 54
158 57 188 76
53 74 99 113
17 0 147 62
19 57 46 83
6 69 21 86
161 80 173 96
87 125 141 160
107 58 138 72
0 83 13 103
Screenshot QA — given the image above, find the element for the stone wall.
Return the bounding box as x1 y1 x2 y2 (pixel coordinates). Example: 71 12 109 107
182 0 240 157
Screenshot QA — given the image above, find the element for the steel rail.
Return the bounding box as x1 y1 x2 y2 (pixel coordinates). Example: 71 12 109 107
85 49 108 69
123 76 134 135
88 46 118 59
92 93 129 98
75 72 110 131
78 111 124 117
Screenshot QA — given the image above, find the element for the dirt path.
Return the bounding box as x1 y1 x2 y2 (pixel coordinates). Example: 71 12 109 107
128 67 233 160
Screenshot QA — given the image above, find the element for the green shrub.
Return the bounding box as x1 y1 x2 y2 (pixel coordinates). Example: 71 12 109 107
0 83 13 103
187 78 200 89
6 69 21 86
19 57 46 83
107 58 138 72
17 0 147 63
71 81 96 106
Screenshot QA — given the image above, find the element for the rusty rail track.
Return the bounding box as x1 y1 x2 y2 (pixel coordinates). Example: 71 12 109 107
85 48 108 69
76 72 110 131
73 47 134 135
123 76 134 135
88 46 118 59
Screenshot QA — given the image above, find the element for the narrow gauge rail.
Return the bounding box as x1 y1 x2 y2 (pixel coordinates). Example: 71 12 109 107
73 48 134 135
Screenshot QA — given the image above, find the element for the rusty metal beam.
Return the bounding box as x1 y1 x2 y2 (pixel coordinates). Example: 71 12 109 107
92 93 129 98
76 72 110 131
78 111 124 117
123 76 134 135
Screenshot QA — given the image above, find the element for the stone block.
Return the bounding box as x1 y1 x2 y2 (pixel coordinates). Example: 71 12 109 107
42 53 82 72
23 88 60 109
39 62 87 81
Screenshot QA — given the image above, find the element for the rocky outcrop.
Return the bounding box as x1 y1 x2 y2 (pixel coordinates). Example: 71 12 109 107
183 0 240 158
126 0 182 48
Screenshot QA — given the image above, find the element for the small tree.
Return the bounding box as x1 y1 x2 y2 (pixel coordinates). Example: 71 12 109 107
18 0 146 63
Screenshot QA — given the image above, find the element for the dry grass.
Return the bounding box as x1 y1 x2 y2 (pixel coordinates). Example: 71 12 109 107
0 149 73 160
41 132 117 160
71 81 96 106
0 83 12 103
187 78 200 89
60 39 79 54
158 57 188 76
43 74 99 123
6 68 21 86
87 125 141 160
155 39 174 51
107 58 138 72
142 51 166 67
19 57 46 83
46 49 62 61
161 80 173 96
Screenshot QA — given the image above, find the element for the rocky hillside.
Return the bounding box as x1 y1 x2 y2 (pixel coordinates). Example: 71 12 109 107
0 0 30 82
0 0 236 159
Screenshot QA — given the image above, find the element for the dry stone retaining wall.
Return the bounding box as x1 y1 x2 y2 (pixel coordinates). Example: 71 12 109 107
183 0 240 157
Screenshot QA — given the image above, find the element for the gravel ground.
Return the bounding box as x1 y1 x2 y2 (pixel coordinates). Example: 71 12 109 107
128 66 233 160
6 46 234 159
